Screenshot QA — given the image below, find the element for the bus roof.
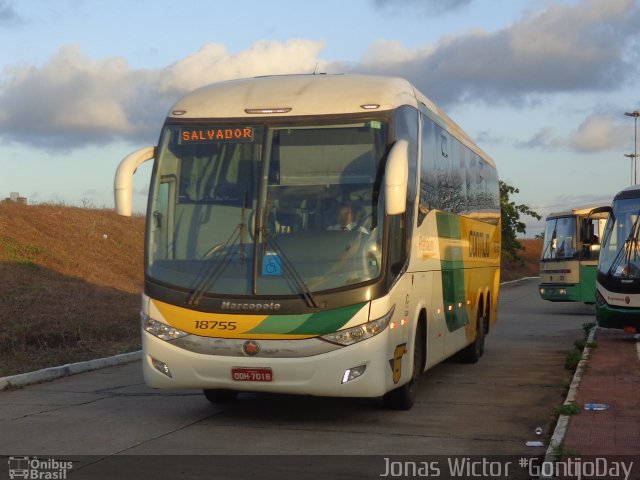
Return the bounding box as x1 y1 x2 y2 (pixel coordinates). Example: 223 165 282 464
546 205 610 219
167 74 494 167
614 184 640 200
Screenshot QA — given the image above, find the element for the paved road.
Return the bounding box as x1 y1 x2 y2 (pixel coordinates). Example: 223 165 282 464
0 278 595 478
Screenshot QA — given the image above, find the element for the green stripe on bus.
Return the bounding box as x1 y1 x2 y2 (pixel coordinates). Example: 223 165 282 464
442 269 468 331
289 302 367 335
245 302 367 335
246 313 312 334
436 212 468 331
436 211 461 239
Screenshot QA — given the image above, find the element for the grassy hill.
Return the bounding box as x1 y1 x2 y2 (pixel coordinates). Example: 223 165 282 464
0 201 144 377
0 201 542 377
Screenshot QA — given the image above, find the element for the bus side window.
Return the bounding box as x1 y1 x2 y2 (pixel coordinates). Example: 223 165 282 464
153 176 175 259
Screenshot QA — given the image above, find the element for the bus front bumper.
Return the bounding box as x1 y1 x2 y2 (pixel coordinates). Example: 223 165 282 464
538 283 591 302
141 330 398 398
596 304 640 332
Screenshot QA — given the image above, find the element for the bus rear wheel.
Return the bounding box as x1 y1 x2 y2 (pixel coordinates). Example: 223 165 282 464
382 320 425 410
203 389 238 403
458 303 486 364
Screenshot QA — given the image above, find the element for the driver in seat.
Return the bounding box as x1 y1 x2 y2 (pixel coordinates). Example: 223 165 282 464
327 203 368 234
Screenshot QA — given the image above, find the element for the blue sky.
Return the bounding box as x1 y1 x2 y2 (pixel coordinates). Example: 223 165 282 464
1 0 639 236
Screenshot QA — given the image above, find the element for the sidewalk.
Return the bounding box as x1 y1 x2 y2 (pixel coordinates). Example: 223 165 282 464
560 327 640 455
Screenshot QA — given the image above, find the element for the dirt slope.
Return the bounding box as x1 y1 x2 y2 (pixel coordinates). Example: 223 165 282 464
0 202 144 376
501 239 542 282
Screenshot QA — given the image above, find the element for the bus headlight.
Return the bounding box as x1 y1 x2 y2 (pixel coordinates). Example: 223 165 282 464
594 289 606 307
142 313 189 341
320 306 394 346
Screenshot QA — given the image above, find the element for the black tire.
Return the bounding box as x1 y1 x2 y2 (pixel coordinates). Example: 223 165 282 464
383 320 425 410
458 303 486 364
203 389 238 403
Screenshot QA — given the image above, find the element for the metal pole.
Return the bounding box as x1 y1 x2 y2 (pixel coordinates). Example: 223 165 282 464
624 111 639 186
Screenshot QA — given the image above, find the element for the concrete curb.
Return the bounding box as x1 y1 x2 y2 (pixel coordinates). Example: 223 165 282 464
0 350 142 391
544 325 597 462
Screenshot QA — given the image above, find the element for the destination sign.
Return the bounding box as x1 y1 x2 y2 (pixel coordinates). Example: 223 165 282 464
180 127 254 144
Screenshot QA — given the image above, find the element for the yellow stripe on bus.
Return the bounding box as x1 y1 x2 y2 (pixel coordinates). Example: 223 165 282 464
149 299 316 339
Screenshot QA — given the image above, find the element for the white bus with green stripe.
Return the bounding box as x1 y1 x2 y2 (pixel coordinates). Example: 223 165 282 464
539 206 609 303
596 185 640 333
115 74 501 410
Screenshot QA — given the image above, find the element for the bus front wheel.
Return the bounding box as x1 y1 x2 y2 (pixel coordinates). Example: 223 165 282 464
203 389 238 403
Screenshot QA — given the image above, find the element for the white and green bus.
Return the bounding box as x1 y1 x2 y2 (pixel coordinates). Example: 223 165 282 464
539 206 609 303
596 185 640 333
115 74 501 410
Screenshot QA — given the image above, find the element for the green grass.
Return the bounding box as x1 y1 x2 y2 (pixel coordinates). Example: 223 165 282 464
551 442 580 457
554 401 581 416
0 235 46 269
564 348 583 371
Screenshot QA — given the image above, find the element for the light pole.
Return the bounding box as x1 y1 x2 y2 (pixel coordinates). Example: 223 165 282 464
624 110 639 185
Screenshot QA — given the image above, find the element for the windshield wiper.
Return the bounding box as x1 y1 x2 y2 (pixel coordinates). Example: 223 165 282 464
260 229 319 309
186 193 249 306
623 210 640 273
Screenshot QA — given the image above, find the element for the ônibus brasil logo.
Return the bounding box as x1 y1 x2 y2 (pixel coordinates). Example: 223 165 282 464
8 456 72 479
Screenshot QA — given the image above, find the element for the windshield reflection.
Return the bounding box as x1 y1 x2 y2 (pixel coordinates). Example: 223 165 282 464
541 217 577 260
147 119 387 297
599 199 640 279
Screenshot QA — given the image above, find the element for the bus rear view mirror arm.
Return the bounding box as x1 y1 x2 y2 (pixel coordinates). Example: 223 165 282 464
114 146 156 216
384 139 409 216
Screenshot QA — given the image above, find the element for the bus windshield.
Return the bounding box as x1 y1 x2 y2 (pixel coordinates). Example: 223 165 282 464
541 216 577 260
147 119 387 298
598 199 640 279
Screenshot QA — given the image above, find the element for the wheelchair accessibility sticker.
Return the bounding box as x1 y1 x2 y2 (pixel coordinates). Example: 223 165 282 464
262 252 282 276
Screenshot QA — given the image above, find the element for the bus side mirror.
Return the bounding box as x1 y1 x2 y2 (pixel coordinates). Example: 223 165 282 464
114 146 155 216
384 140 409 216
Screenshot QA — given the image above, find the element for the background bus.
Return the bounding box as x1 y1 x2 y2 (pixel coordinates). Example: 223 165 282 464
596 185 640 333
114 74 500 410
539 206 608 303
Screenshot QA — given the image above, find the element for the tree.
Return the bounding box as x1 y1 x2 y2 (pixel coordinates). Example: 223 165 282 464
500 180 541 261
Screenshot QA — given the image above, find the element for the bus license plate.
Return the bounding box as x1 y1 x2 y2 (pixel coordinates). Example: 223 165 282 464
231 367 273 382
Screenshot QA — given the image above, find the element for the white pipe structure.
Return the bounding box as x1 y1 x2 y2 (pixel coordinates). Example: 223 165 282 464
114 146 155 216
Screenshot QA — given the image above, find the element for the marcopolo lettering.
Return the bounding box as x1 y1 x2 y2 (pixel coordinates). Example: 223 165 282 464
221 301 281 311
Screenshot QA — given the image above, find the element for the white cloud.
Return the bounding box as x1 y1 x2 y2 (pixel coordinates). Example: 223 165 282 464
0 0 20 26
370 0 472 15
568 114 630 153
0 40 326 150
0 45 145 149
157 39 326 96
353 0 640 106
516 127 563 150
360 40 428 66
518 113 632 153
